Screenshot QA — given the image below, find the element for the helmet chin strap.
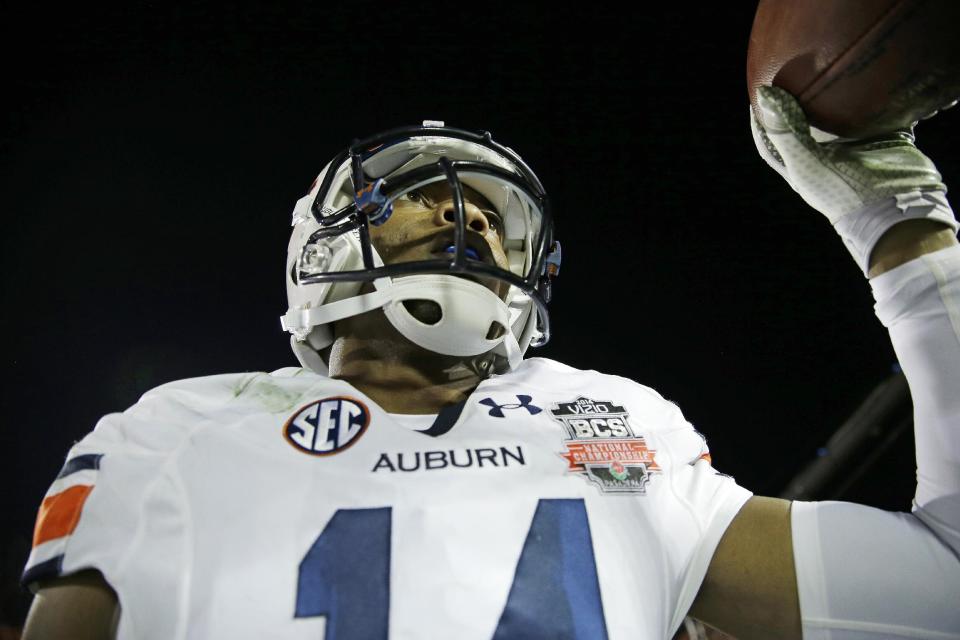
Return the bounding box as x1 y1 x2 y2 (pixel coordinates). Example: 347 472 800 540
283 274 522 373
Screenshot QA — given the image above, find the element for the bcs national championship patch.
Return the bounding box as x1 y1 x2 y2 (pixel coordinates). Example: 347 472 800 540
551 396 661 494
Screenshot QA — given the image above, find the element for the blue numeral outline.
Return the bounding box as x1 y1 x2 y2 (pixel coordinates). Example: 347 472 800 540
296 507 391 640
296 499 606 639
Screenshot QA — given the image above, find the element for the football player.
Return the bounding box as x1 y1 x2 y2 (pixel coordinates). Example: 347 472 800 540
20 89 960 639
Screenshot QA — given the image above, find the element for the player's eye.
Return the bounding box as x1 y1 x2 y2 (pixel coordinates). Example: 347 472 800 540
482 209 503 234
403 189 429 206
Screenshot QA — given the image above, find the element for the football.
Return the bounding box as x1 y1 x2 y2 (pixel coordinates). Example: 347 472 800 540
747 0 960 138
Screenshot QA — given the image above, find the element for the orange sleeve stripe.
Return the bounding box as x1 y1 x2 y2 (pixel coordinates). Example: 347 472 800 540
699 453 713 464
32 485 94 547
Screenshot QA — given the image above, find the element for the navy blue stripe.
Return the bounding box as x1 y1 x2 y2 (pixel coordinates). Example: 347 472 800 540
21 554 64 587
56 453 103 479
420 401 466 437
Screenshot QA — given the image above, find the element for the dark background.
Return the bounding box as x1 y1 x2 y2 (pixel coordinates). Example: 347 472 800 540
3 3 958 630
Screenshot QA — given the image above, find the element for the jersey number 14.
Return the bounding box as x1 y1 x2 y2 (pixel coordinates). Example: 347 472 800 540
295 498 608 639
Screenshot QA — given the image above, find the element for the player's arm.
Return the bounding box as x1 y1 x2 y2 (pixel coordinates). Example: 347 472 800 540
22 570 119 640
690 219 958 640
690 496 800 639
690 87 960 639
689 221 957 640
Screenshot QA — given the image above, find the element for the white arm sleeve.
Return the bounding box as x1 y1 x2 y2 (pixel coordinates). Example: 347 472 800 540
791 244 960 639
792 501 960 639
873 244 960 551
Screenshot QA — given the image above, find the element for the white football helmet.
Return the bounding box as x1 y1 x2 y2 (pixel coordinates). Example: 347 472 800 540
281 121 561 375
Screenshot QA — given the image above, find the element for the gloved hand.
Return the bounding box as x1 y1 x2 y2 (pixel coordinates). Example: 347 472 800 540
750 85 958 276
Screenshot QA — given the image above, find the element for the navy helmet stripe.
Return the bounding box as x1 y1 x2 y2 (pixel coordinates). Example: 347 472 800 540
56 453 104 479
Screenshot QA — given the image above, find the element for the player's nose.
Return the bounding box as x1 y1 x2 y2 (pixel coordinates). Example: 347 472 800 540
434 199 490 234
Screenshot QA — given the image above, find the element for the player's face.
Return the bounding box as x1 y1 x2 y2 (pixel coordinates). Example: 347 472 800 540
370 181 511 297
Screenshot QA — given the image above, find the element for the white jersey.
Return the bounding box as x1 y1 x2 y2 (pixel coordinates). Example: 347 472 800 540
23 357 751 640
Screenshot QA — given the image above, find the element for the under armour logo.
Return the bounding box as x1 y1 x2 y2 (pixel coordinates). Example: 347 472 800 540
479 395 542 418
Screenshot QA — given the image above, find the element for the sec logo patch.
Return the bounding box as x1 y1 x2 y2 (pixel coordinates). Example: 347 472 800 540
284 396 370 456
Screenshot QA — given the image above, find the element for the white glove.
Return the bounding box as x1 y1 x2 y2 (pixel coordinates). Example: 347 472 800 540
750 85 958 276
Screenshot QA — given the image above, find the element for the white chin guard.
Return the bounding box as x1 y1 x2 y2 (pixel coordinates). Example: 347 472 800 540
381 275 521 367
282 271 524 373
